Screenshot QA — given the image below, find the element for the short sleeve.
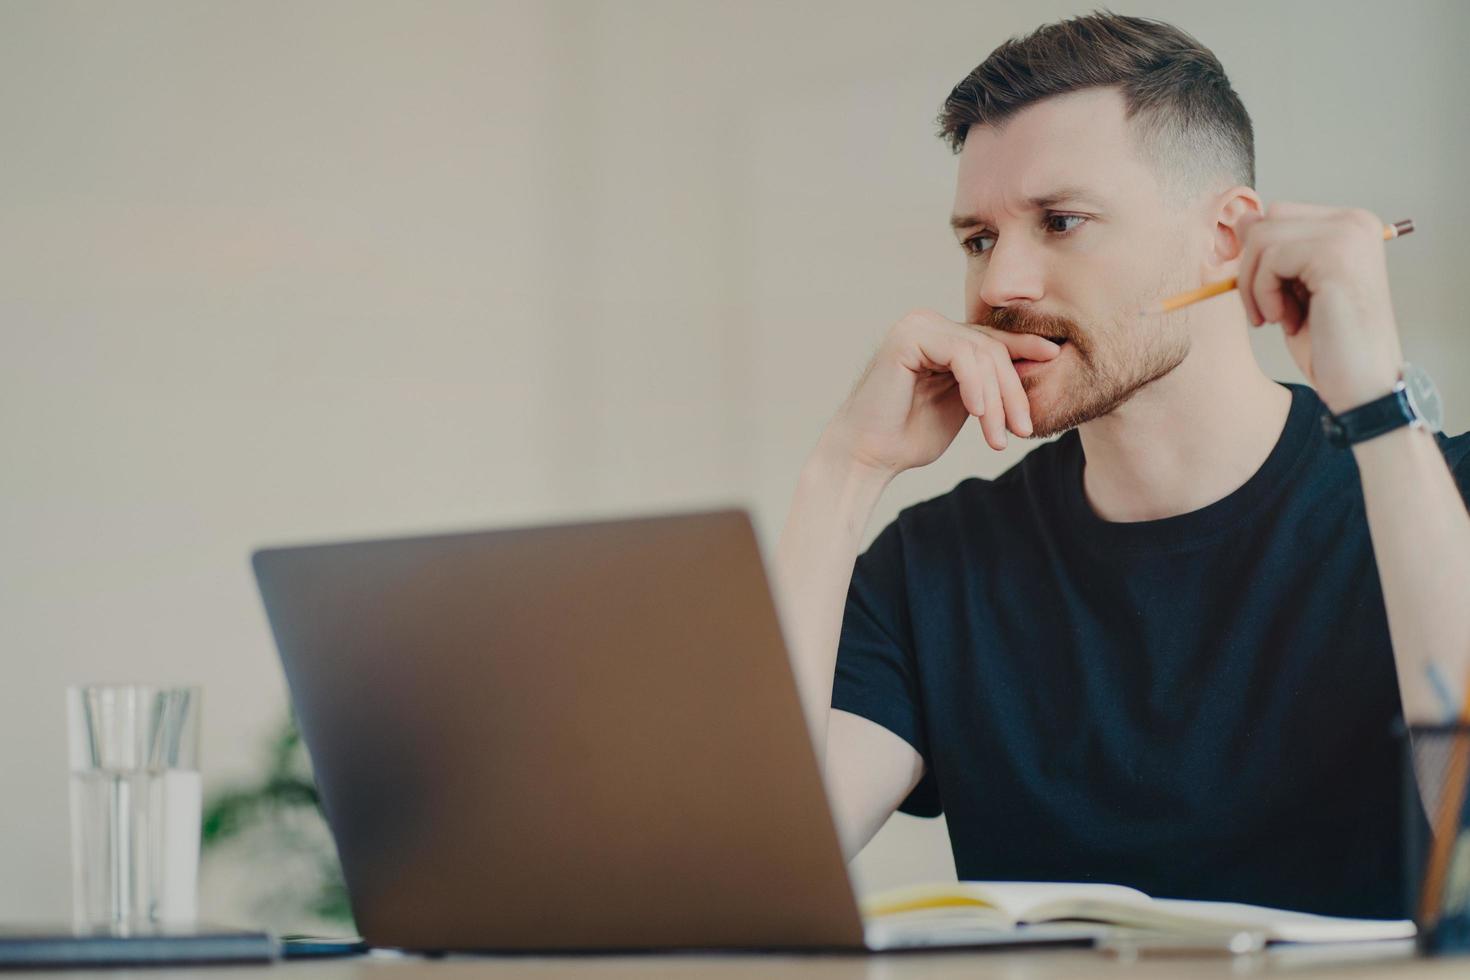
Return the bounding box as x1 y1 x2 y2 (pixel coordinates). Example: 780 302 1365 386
830 516 942 817
1436 430 1470 507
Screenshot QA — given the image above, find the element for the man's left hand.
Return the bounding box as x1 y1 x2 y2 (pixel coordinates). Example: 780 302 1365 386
1235 202 1404 415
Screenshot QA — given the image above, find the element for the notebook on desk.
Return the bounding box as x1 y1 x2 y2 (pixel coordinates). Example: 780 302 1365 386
0 923 276 967
250 508 1412 953
862 881 1415 946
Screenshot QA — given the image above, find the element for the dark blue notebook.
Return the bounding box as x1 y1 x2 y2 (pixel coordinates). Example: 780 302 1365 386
0 923 276 968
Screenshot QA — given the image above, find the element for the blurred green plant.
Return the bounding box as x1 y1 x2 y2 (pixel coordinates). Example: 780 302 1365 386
201 714 353 928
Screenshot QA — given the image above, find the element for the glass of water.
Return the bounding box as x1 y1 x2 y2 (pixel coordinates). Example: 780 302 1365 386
67 685 202 927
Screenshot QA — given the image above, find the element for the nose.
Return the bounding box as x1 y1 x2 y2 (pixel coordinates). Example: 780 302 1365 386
975 235 1045 310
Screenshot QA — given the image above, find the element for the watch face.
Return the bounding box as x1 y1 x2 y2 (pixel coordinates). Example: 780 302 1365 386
1403 363 1444 433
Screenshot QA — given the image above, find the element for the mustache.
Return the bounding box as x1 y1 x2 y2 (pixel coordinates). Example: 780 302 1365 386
982 306 1079 343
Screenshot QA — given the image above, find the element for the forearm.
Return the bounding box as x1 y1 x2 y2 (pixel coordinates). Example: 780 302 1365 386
1353 425 1470 722
771 433 892 764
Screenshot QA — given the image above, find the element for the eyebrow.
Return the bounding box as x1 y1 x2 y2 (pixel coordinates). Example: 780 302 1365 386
949 186 1100 232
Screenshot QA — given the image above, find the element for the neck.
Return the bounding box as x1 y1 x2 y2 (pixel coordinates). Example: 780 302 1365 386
1075 327 1293 523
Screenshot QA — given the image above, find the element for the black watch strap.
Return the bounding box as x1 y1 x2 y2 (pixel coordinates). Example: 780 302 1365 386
1321 385 1413 448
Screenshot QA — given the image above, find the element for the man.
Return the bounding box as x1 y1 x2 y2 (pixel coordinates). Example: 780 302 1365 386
771 11 1470 920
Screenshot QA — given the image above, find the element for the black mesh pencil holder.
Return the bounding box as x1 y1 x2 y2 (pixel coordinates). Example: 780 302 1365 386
1400 720 1470 955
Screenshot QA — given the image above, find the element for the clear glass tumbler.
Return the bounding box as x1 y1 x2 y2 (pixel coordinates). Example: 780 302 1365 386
67 685 202 927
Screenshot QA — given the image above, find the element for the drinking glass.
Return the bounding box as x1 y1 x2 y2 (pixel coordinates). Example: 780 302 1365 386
67 685 202 927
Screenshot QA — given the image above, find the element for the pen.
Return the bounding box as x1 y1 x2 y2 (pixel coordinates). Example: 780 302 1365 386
1416 671 1470 930
1138 219 1414 316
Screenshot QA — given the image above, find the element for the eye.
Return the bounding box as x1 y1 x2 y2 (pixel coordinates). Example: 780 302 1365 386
960 232 996 257
960 212 1089 257
1044 213 1087 235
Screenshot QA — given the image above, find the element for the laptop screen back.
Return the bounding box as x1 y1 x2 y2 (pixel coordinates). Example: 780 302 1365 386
252 508 864 951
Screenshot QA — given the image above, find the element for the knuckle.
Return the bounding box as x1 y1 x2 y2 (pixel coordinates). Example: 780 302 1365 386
1344 207 1379 232
1252 259 1274 288
892 309 945 344
1332 208 1378 242
887 319 922 347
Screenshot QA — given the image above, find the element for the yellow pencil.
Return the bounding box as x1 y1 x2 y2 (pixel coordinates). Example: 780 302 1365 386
1138 219 1414 316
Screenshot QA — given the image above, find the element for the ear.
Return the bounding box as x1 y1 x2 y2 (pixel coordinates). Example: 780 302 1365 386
1208 187 1264 269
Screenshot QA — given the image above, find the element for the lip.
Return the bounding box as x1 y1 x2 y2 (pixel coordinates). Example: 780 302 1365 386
1013 341 1067 375
1013 358 1051 377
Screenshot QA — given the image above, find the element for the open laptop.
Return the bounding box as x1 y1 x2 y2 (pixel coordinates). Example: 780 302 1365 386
251 508 1102 953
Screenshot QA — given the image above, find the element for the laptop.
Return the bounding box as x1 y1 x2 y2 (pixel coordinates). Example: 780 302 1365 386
251 507 1101 953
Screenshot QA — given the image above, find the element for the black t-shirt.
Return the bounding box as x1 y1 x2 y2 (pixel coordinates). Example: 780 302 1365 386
833 381 1470 919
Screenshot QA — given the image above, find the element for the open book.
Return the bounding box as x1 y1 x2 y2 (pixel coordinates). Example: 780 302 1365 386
862 881 1416 945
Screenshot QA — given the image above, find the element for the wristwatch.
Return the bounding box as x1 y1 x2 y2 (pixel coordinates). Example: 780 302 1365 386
1320 362 1444 448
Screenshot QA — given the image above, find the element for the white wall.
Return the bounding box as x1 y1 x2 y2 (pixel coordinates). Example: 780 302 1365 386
2 0 1466 921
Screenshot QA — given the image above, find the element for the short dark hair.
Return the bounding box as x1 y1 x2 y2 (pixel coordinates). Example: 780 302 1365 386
936 10 1255 199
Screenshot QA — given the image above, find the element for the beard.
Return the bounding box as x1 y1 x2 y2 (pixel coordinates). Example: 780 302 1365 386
983 300 1190 439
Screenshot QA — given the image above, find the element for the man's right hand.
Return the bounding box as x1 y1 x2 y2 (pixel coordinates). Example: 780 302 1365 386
819 309 1062 477
776 309 1061 857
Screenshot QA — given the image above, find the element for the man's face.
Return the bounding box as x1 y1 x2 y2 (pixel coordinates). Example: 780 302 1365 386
951 86 1199 438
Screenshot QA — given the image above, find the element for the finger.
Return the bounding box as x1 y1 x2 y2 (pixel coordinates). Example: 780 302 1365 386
948 342 989 419
1236 218 1300 325
1282 281 1310 334
1250 242 1288 326
1234 208 1267 247
1264 201 1343 221
908 327 972 375
912 332 988 418
1236 217 1323 326
1251 239 1316 328
1237 233 1266 327
988 345 1033 436
976 359 1006 451
969 324 1062 361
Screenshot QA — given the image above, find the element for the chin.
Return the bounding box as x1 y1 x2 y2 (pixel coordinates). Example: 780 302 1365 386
1022 391 1066 439
1023 379 1091 440
1027 407 1079 440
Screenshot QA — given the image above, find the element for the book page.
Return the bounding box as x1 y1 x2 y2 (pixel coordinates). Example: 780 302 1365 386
1144 899 1415 943
863 880 1152 922
864 881 1416 943
970 882 1153 920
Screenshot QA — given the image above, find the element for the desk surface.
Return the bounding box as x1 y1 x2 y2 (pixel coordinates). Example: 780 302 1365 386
8 945 1469 979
